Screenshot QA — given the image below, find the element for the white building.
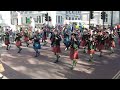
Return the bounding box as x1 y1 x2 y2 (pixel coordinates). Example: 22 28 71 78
0 11 11 26
106 11 120 25
10 11 81 27
81 11 120 26
81 11 104 25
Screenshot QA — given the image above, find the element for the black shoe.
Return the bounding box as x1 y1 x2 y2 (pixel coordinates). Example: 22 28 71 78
18 48 22 53
27 44 29 47
71 66 74 70
54 60 58 63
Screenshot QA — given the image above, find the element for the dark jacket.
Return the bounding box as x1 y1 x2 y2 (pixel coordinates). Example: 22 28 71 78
51 34 61 46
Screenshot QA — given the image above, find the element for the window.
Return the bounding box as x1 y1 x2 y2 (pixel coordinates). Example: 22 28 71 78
105 14 108 22
61 16 62 23
56 16 57 23
37 16 39 23
72 17 74 20
75 18 77 20
69 17 71 20
39 16 41 23
78 18 80 20
58 16 60 23
26 17 27 23
66 17 67 20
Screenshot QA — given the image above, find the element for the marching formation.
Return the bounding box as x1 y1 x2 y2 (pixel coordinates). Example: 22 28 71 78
1 24 120 70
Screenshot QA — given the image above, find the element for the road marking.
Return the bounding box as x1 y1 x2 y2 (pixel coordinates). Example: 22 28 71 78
112 71 120 79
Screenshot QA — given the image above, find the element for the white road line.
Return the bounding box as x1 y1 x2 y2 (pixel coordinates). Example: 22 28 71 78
112 71 120 79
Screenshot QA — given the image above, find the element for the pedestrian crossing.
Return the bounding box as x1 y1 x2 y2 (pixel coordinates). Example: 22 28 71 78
112 70 120 79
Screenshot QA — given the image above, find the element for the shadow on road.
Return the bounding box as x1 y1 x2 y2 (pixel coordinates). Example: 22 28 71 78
1 40 120 79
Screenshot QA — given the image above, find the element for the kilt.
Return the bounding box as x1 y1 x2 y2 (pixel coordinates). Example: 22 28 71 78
81 40 86 47
5 40 10 45
24 37 29 42
52 45 61 53
70 48 79 60
16 41 22 47
97 44 104 51
33 43 41 49
87 49 95 54
111 41 115 48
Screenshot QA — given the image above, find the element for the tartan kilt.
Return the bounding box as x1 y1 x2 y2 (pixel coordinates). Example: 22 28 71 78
16 41 22 47
24 37 29 42
81 40 86 47
110 41 115 48
5 40 10 45
52 45 61 53
70 48 79 60
97 44 104 51
87 49 95 54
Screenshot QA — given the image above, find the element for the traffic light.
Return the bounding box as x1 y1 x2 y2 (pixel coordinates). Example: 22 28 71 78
45 13 48 21
101 11 106 20
90 11 94 19
48 16 51 21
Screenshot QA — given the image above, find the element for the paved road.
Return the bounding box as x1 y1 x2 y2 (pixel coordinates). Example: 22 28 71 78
0 40 120 79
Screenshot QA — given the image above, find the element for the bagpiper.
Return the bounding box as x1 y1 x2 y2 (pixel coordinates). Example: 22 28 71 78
15 33 22 53
86 35 95 62
24 30 29 47
51 30 62 63
109 31 115 53
4 32 10 50
68 33 79 70
32 32 41 57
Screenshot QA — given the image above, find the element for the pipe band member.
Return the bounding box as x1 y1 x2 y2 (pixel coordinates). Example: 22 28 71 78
15 33 22 53
68 33 79 70
32 34 41 57
86 36 95 62
117 29 120 46
63 31 70 51
96 31 105 57
52 30 62 63
42 28 47 45
81 31 87 53
4 32 10 50
109 32 115 53
24 30 29 47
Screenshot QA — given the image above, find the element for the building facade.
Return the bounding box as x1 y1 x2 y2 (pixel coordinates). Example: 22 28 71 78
81 11 120 26
10 11 81 26
0 11 11 26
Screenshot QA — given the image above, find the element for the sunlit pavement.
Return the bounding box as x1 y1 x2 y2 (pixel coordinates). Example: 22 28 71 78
1 40 120 79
